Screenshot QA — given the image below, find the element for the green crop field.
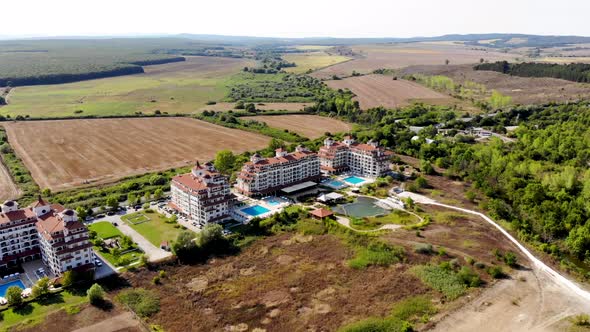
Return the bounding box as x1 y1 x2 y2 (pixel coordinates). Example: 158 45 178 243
282 52 351 74
1 56 254 118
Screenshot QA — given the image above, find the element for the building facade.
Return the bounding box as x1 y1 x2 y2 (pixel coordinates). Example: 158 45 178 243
0 197 93 276
319 136 391 178
236 146 321 196
171 162 235 224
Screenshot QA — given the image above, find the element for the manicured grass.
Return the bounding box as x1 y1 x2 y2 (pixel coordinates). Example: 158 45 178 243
122 211 185 247
88 221 123 239
0 288 88 330
283 52 351 74
350 210 420 230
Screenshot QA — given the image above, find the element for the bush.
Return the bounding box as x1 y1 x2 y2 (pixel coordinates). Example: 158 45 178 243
62 270 76 288
6 286 23 306
348 241 405 269
487 265 505 278
503 251 517 267
412 265 467 300
116 288 160 317
152 276 161 285
32 277 51 298
474 262 486 269
414 243 434 255
571 314 590 326
87 283 105 305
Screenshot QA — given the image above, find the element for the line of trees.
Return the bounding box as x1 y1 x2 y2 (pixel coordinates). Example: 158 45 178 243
475 61 590 83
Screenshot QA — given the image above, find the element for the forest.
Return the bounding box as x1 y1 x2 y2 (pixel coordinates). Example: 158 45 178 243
475 61 590 83
307 94 590 276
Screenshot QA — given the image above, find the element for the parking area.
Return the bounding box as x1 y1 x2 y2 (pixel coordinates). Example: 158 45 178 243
93 252 117 279
21 260 51 285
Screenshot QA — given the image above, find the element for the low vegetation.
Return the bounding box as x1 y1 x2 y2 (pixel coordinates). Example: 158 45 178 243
475 61 590 83
116 288 160 317
411 263 482 300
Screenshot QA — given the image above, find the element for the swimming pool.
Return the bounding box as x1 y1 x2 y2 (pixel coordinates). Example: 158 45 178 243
263 197 284 207
242 205 271 217
343 176 366 185
0 279 25 297
322 179 348 190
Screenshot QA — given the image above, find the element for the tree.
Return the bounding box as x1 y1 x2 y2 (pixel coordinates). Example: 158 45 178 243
244 103 256 113
127 193 138 205
268 138 284 151
32 277 50 298
416 176 428 189
75 206 87 220
196 223 224 248
6 286 23 306
144 191 151 202
172 231 198 262
235 101 245 109
42 188 51 197
121 235 134 249
87 283 105 305
149 175 165 185
62 270 76 287
153 188 163 200
106 195 119 210
214 150 236 174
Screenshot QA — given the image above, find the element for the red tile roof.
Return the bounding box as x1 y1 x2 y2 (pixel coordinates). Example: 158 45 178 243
310 208 334 218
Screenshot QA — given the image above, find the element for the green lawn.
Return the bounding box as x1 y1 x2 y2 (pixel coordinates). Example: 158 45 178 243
122 211 185 247
350 210 421 230
0 288 88 330
88 221 140 267
88 221 123 239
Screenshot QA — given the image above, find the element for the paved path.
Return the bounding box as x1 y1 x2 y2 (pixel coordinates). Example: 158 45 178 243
399 191 590 303
73 312 139 332
335 215 402 232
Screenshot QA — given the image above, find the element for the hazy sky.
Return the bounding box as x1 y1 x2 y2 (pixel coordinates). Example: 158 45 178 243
5 0 590 38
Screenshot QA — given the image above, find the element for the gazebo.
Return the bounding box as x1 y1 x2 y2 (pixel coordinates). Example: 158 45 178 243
310 208 334 220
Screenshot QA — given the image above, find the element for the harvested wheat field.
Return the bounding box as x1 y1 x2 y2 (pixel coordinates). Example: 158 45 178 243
3 118 270 191
312 42 520 79
326 74 452 109
0 161 20 201
241 115 353 138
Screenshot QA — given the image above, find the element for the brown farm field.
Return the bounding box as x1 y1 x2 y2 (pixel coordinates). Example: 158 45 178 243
3 118 270 192
241 114 353 139
400 64 590 105
311 42 520 79
326 74 453 109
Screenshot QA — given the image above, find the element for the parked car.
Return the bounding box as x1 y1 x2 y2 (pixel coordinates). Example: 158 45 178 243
85 216 94 222
107 211 115 216
112 222 118 226
96 214 105 218
134 205 141 210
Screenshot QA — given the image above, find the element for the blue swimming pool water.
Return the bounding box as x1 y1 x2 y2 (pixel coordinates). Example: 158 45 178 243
264 197 282 206
0 280 25 297
242 205 270 217
322 179 348 189
344 176 366 185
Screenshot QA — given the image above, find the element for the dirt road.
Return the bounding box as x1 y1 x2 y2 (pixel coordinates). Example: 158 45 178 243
399 191 590 331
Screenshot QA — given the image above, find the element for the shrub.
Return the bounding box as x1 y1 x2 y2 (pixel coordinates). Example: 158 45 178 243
87 283 105 305
571 314 590 326
32 277 51 298
503 251 517 267
414 243 434 255
457 266 482 287
348 241 405 269
487 265 505 279
474 262 486 269
116 288 160 317
390 295 437 321
412 265 467 300
6 286 23 306
152 276 161 285
62 270 76 288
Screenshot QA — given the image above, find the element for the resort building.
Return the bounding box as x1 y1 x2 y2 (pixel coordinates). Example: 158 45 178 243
235 146 321 197
171 161 235 224
318 136 391 178
0 197 94 276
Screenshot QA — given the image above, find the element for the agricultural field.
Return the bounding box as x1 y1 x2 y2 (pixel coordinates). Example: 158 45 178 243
400 64 590 105
311 42 521 79
1 56 254 118
326 74 453 109
2 117 270 191
198 102 311 112
241 114 353 138
282 52 351 74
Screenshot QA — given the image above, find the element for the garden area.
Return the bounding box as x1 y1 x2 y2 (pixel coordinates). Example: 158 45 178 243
88 222 141 267
121 210 185 247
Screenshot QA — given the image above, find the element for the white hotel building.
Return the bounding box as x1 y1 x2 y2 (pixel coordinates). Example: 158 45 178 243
170 162 235 224
0 197 93 276
318 136 391 178
236 146 321 197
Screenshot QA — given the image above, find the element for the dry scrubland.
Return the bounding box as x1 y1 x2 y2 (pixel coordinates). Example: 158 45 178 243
241 114 353 138
3 118 270 191
326 74 453 109
311 42 520 79
400 64 590 105
2 56 254 118
0 161 20 201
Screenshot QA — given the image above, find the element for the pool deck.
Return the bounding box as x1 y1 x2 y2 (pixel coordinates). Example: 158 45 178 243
231 193 292 223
